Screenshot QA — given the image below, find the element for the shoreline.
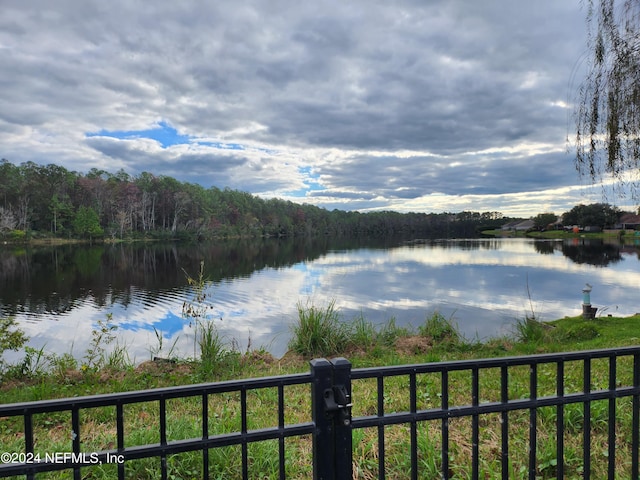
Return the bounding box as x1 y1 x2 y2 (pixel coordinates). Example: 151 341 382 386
482 228 640 240
2 313 639 388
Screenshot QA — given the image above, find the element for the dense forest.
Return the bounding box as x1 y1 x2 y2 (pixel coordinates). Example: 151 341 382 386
0 159 511 240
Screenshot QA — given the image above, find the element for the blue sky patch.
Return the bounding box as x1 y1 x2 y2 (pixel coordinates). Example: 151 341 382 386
86 121 190 148
287 166 325 197
86 120 246 150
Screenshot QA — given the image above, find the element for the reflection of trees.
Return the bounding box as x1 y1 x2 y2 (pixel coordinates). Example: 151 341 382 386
532 241 557 255
0 236 383 316
3 236 637 317
560 240 623 267
406 239 505 251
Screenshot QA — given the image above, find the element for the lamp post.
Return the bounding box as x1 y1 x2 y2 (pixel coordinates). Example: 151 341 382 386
582 283 597 319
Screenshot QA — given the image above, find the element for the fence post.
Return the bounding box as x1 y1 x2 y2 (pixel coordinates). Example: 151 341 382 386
311 358 334 480
310 357 353 480
331 357 353 480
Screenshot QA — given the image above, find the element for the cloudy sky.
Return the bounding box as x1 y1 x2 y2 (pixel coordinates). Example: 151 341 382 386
0 0 630 217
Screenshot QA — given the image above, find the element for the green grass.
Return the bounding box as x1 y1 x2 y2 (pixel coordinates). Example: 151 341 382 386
482 228 629 240
1 311 640 478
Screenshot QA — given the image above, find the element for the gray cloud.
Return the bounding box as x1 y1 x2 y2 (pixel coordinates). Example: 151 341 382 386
0 0 621 216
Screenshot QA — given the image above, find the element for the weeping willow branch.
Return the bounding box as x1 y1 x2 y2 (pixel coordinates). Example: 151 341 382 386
575 0 640 198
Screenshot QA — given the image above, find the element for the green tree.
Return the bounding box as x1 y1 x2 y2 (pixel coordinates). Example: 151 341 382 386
575 0 640 193
73 206 104 240
533 213 558 230
562 203 620 228
50 194 74 235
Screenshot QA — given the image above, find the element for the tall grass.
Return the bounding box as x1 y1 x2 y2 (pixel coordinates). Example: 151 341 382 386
513 316 548 344
418 311 461 343
288 300 349 357
196 318 230 376
289 304 467 358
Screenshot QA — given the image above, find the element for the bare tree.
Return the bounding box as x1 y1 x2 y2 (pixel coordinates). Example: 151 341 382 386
0 206 17 233
575 0 640 196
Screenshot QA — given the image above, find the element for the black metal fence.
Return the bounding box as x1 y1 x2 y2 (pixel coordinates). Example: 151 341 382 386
1 346 639 479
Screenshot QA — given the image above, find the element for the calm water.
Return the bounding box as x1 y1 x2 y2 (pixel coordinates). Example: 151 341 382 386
1 236 639 362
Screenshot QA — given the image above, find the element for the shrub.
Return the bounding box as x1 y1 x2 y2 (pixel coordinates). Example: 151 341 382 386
0 317 28 375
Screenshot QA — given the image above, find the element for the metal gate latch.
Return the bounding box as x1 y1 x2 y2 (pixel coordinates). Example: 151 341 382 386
324 385 352 426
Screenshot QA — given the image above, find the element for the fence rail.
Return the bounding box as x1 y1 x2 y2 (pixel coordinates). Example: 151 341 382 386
1 346 639 479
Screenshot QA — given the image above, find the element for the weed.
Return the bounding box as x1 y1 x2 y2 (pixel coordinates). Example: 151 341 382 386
148 327 179 360
106 341 132 370
83 314 118 371
20 345 49 377
181 260 214 325
49 352 78 380
181 260 224 367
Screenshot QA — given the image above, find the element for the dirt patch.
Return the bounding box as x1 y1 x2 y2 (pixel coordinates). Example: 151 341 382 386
394 336 432 355
277 350 306 366
134 359 193 377
241 350 277 366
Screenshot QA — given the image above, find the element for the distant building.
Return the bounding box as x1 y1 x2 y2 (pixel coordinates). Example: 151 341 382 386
615 213 640 230
501 219 534 231
500 221 520 231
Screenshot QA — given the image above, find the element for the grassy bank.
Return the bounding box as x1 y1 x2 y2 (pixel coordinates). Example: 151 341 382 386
482 228 638 240
1 310 639 478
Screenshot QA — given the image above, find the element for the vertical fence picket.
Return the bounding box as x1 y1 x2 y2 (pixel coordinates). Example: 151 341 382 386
608 355 617 480
471 367 479 480
159 396 167 480
24 412 34 480
241 387 248 480
500 365 509 480
529 363 538 480
556 361 564 479
278 383 286 480
633 354 640 480
71 406 81 480
116 402 125 480
377 375 385 480
202 392 209 480
583 358 592 480
409 372 418 480
441 369 449 479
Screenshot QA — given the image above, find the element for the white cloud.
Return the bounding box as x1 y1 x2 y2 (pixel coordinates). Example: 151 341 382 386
0 0 626 216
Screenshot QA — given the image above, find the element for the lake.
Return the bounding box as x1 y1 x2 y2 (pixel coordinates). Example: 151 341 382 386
1 236 639 363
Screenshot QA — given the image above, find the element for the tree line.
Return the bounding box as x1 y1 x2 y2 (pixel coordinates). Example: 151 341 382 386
0 159 509 241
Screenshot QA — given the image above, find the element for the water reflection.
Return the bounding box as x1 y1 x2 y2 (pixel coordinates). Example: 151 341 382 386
1 237 639 362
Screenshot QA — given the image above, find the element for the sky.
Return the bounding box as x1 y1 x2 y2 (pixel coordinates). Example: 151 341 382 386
1 0 635 217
